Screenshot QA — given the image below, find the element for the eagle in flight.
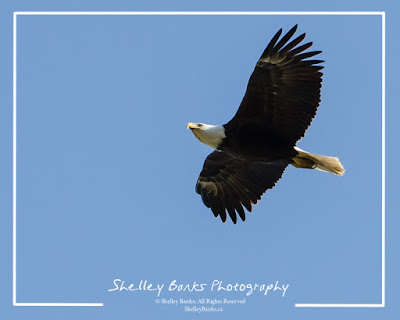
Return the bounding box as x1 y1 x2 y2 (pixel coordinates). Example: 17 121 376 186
187 25 344 224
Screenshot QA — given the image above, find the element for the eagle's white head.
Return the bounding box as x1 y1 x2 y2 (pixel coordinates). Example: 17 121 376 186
187 122 226 150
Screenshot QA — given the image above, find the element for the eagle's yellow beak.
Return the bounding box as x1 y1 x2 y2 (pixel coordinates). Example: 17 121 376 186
187 122 196 130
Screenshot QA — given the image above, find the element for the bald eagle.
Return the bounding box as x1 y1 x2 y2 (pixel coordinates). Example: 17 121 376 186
187 25 344 224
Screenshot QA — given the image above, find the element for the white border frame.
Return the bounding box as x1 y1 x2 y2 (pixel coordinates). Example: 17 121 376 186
12 11 385 308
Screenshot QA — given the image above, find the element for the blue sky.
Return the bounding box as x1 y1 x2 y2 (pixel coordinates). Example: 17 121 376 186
0 1 399 319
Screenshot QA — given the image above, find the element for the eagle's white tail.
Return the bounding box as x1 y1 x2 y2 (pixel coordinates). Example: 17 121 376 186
293 147 345 176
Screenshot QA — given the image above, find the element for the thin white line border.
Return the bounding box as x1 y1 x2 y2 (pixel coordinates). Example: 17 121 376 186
13 10 385 309
14 11 384 15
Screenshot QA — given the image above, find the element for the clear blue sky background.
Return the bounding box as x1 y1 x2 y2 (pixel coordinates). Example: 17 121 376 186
0 1 399 319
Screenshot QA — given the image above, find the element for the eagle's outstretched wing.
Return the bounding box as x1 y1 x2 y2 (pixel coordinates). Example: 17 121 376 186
227 25 323 145
196 151 290 223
